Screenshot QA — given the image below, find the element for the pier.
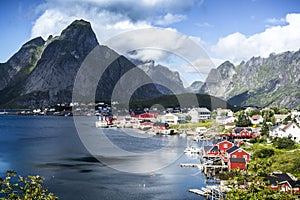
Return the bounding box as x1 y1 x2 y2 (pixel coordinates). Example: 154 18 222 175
188 189 209 197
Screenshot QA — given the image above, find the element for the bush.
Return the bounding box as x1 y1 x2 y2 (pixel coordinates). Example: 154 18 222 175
253 147 275 158
273 137 296 149
0 170 58 200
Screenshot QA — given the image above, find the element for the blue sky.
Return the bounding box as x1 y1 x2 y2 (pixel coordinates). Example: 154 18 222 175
1 0 300 84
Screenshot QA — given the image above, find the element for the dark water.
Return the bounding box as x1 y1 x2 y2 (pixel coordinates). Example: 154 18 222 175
0 115 207 200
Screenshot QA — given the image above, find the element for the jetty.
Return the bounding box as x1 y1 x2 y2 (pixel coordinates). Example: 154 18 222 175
189 186 226 199
188 189 209 197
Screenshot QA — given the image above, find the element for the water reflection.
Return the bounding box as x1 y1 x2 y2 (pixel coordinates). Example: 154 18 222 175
0 116 206 200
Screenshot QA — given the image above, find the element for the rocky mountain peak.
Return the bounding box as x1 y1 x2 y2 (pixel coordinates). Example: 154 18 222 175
200 49 300 108
59 19 98 50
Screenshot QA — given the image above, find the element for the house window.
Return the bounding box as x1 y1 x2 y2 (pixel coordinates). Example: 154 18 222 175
243 155 247 159
224 144 228 148
232 155 236 158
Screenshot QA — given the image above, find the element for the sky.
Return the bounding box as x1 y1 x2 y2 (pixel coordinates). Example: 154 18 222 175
1 0 300 85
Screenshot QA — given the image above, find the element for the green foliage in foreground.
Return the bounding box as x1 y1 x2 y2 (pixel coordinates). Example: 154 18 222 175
224 170 297 200
0 170 58 200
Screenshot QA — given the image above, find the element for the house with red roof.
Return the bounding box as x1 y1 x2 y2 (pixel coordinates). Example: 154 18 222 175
216 140 234 154
265 172 300 194
228 158 247 170
230 127 257 138
250 114 263 125
225 146 251 163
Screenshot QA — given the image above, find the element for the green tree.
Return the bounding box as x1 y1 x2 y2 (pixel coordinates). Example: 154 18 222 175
248 158 272 176
283 115 292 125
247 109 260 117
0 170 58 200
273 137 296 149
225 172 297 200
252 147 275 159
235 111 252 127
260 122 270 136
185 115 192 122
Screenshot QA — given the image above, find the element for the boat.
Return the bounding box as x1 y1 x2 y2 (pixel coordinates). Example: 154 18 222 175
184 146 201 154
95 120 109 128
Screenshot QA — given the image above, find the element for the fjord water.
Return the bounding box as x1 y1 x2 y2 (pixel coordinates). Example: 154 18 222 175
0 115 206 199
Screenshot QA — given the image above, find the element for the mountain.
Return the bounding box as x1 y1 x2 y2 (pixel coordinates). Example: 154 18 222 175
187 81 204 93
133 60 186 94
200 51 300 108
0 37 45 103
0 19 162 108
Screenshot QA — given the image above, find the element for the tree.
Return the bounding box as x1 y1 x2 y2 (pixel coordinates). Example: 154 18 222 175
273 137 296 149
225 172 297 200
282 115 292 125
247 109 260 117
260 122 270 136
235 111 252 127
252 147 275 159
0 170 58 200
248 158 272 176
185 115 192 122
262 109 275 124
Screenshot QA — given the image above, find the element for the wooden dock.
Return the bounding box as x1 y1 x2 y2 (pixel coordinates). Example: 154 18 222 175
188 189 209 197
180 163 200 168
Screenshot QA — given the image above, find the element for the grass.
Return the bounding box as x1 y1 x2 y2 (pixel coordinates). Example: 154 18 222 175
247 141 300 178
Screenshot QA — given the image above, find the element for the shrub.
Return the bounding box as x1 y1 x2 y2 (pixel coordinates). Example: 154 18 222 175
253 147 275 158
273 137 296 149
0 170 58 200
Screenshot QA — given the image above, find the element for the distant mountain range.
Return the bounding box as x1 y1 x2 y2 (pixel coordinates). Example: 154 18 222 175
0 19 299 109
199 51 300 108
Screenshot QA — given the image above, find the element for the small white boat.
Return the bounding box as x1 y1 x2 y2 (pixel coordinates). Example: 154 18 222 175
184 146 201 154
95 121 109 128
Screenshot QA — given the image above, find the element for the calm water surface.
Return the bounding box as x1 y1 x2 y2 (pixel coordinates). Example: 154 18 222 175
0 115 207 200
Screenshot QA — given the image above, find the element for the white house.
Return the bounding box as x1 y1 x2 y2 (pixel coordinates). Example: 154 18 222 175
216 116 236 125
270 122 300 143
198 107 211 120
216 108 234 117
162 113 186 125
195 126 207 134
187 107 211 122
274 114 289 123
249 114 263 125
188 108 200 123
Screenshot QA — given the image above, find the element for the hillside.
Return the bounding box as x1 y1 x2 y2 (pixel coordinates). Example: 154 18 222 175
200 51 300 108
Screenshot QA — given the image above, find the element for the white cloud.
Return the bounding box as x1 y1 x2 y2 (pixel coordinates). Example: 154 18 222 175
195 22 214 28
155 13 186 26
103 28 210 68
31 0 201 43
211 13 300 64
265 17 286 25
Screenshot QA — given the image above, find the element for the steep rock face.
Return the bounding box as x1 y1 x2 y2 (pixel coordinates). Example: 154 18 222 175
200 61 236 99
201 50 300 108
0 37 45 91
0 19 162 108
136 60 186 94
186 81 203 93
18 20 98 106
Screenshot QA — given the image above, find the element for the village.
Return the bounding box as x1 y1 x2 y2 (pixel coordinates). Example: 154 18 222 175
94 104 300 199
4 103 300 199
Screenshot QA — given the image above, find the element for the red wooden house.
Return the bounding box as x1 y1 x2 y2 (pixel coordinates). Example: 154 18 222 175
228 158 247 170
202 145 219 156
152 122 169 131
265 173 300 194
216 140 234 154
225 146 251 163
230 127 256 138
